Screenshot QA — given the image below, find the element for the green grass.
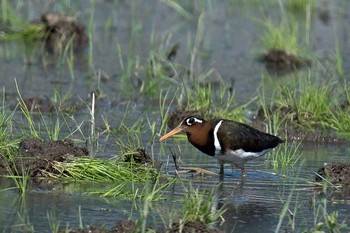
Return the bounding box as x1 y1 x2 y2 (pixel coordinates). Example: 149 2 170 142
179 75 247 122
267 139 302 170
275 174 349 233
15 80 84 140
181 185 225 225
261 18 302 56
259 72 350 132
45 157 157 182
287 0 316 13
0 1 44 41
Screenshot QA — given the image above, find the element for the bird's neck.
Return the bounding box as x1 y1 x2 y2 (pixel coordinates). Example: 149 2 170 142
186 120 216 156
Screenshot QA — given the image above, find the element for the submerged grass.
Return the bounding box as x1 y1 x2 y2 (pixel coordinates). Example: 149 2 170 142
181 185 225 225
267 138 302 170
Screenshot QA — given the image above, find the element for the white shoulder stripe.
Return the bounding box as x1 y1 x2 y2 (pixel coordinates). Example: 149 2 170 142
213 120 223 151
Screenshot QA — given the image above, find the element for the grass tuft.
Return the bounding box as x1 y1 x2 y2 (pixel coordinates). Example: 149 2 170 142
261 19 301 56
182 185 225 225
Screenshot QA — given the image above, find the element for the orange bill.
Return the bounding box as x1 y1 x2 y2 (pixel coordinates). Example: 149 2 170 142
159 127 183 142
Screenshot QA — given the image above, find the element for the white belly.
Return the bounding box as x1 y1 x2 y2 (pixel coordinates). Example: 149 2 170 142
213 148 272 169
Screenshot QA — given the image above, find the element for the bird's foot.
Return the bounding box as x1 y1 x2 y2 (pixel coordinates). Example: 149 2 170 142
177 167 218 176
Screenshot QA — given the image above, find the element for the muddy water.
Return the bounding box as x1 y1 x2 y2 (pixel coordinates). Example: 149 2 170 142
0 0 350 232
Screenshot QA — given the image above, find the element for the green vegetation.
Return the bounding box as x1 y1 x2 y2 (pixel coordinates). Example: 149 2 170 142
287 0 316 13
261 19 302 56
267 139 302 170
181 185 225 225
276 180 348 233
260 72 350 132
0 0 350 232
46 157 157 182
0 1 43 41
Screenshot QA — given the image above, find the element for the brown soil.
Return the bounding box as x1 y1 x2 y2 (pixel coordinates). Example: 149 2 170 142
263 49 308 67
124 148 153 165
113 220 136 233
3 138 89 177
66 219 222 233
16 95 84 113
167 220 222 233
316 163 350 186
23 96 54 112
41 13 88 54
263 49 310 76
68 225 110 233
257 106 346 143
123 148 162 170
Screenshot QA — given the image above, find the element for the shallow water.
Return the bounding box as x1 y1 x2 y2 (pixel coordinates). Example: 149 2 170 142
0 0 350 232
1 142 350 232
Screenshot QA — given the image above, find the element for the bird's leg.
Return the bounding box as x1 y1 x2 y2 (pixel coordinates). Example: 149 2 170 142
241 168 247 177
219 163 224 175
178 167 217 176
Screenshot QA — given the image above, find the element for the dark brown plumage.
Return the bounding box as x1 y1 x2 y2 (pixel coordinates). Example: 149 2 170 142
160 116 284 176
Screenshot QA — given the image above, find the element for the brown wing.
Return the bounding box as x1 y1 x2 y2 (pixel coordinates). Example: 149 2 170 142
218 120 283 153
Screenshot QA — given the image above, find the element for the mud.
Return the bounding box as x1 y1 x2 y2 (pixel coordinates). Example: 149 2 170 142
17 95 84 113
316 163 350 186
167 220 222 233
66 219 221 233
262 49 311 76
23 96 54 112
257 106 346 143
5 138 88 177
41 13 88 54
263 49 309 67
123 148 162 169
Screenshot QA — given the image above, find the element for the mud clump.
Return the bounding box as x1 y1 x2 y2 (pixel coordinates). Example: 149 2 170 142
123 148 162 170
23 96 54 112
316 163 350 186
263 49 310 76
16 95 84 113
168 220 222 233
66 219 221 233
264 49 308 67
113 220 136 233
257 106 345 143
13 138 88 177
41 13 88 54
123 148 153 165
67 225 109 233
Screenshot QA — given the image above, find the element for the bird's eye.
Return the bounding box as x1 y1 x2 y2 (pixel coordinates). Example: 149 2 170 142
185 117 203 125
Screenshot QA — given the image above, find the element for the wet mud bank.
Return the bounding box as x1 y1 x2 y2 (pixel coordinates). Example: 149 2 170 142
0 138 88 177
67 219 222 233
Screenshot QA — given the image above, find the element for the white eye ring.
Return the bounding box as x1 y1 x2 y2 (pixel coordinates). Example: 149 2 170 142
185 117 203 126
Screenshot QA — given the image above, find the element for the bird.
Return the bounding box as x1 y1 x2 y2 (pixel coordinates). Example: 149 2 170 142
159 116 284 177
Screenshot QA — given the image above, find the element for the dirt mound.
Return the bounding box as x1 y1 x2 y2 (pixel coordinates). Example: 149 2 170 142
12 138 88 177
67 219 221 233
168 220 222 233
41 13 88 54
113 220 136 233
316 163 350 186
